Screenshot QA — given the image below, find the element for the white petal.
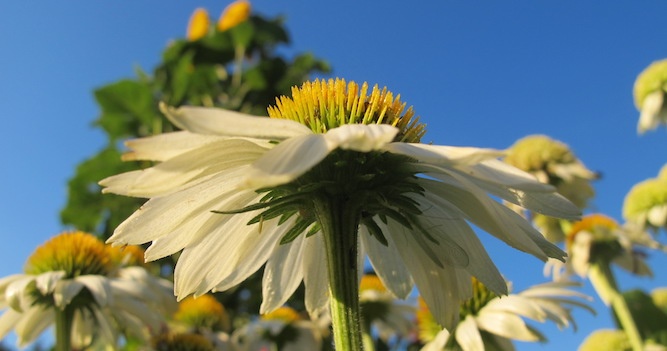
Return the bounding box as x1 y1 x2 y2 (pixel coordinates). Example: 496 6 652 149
482 295 547 322
245 133 333 188
53 279 85 308
455 316 485 351
476 310 541 341
638 91 664 134
160 103 312 139
122 131 223 162
35 271 66 295
14 306 54 347
421 329 451 351
108 168 255 247
361 223 413 299
101 138 266 198
0 308 22 339
386 218 470 329
302 234 330 318
6 276 36 312
384 143 504 166
75 275 112 307
324 124 398 152
260 233 306 314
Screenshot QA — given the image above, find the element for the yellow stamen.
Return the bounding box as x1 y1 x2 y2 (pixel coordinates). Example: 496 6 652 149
268 78 426 143
217 0 251 32
187 8 211 41
173 294 230 331
261 306 301 323
415 297 441 343
24 231 113 277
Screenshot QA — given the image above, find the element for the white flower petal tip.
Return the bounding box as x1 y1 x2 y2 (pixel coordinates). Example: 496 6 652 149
159 103 312 139
325 124 399 152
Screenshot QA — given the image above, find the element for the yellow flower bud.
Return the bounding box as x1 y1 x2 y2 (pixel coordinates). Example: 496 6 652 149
187 8 211 41
217 0 251 32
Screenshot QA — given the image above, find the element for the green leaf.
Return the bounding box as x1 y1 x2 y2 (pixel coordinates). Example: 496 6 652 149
94 80 157 140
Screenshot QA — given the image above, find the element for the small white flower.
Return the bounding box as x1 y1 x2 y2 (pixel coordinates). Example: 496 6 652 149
101 79 580 328
0 232 176 348
230 307 323 351
634 59 667 134
359 274 415 344
420 280 593 351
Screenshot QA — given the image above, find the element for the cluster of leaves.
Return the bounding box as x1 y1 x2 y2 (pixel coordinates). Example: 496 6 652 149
60 7 330 328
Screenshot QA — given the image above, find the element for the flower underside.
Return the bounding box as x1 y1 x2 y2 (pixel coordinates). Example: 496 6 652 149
268 78 426 143
215 149 437 254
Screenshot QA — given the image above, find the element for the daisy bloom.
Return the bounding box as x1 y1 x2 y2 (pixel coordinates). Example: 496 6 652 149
0 231 176 350
419 279 593 351
230 306 323 351
623 165 667 232
100 78 579 349
504 134 597 243
634 59 667 134
172 294 232 349
187 8 211 41
359 274 415 346
217 0 251 32
152 331 221 351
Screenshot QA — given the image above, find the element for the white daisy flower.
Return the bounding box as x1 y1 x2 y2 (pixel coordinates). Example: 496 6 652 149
230 306 323 351
0 231 177 349
100 78 579 332
634 59 667 134
624 165 667 232
503 134 598 243
419 279 593 351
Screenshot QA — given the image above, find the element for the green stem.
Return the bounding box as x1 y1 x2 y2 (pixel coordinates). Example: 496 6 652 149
314 197 363 351
588 261 643 351
54 305 74 351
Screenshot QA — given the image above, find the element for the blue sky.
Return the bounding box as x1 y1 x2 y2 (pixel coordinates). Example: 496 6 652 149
2 1 667 350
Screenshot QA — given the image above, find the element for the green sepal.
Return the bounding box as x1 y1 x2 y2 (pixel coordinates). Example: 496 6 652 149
279 217 314 245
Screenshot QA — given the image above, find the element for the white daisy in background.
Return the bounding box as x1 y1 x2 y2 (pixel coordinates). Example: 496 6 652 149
624 165 667 232
634 59 667 134
358 274 415 347
100 78 580 331
503 134 598 243
418 279 593 351
230 306 323 351
0 231 176 349
171 294 232 350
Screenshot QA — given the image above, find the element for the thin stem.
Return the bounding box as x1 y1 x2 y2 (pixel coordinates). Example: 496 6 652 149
54 305 74 351
588 261 643 351
314 196 363 351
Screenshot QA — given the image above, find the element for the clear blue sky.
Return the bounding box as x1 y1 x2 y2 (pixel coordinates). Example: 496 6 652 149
2 1 667 350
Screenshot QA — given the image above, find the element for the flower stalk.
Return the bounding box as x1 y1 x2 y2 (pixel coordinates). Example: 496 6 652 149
54 305 74 351
588 260 643 351
314 196 364 351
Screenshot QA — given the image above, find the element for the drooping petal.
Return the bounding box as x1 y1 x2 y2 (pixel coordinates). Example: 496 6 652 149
245 134 332 188
75 275 112 307
34 271 66 296
384 142 504 166
638 91 664 133
122 131 223 162
6 276 36 312
101 138 267 198
160 103 312 139
421 328 451 351
361 223 413 299
455 316 484 351
53 279 85 308
0 309 23 339
475 310 542 342
302 234 330 318
14 306 54 347
260 233 307 314
481 295 547 322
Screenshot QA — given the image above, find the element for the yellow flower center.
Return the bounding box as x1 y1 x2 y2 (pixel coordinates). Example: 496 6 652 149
107 244 146 267
634 59 667 109
504 135 576 174
623 177 667 225
217 0 251 32
24 231 113 277
459 277 497 318
359 274 387 294
567 213 618 247
261 306 301 323
187 8 211 41
174 294 231 331
415 297 442 343
268 78 426 143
